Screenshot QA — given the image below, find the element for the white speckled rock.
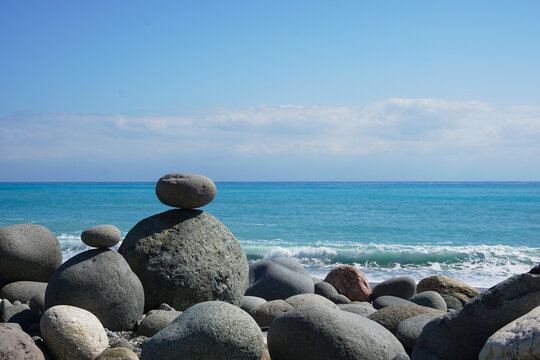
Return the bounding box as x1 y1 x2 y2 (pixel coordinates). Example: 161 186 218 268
40 305 108 360
155 173 217 209
81 225 121 248
479 305 540 360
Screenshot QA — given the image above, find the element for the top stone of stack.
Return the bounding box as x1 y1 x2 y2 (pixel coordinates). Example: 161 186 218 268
155 173 217 209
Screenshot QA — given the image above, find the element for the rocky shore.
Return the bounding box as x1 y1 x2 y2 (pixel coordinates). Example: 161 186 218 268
1 173 539 360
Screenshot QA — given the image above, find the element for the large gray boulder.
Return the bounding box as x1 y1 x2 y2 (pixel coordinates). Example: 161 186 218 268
249 300 294 328
241 296 267 312
155 173 217 209
119 209 248 311
409 291 447 312
268 305 405 360
0 323 46 360
368 304 444 334
0 224 62 285
246 257 313 300
374 295 415 310
372 276 416 300
413 272 540 360
416 275 480 305
45 248 144 331
141 301 264 360
395 312 444 354
285 293 339 310
0 281 47 303
338 302 377 317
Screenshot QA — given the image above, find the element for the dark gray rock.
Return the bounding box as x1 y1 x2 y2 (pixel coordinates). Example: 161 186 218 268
241 296 267 312
374 296 415 310
137 310 181 337
268 305 405 360
0 281 47 304
141 301 264 360
530 264 540 274
395 312 444 354
393 353 411 360
315 281 339 298
285 293 339 310
81 225 121 248
368 304 444 334
412 272 540 360
338 303 377 317
155 173 217 209
119 209 248 312
416 275 480 305
0 323 46 360
0 224 62 284
245 257 314 301
159 303 175 311
45 248 144 331
372 276 416 300
0 300 39 331
29 294 45 317
330 294 352 304
440 294 462 311
249 300 294 327
409 291 447 312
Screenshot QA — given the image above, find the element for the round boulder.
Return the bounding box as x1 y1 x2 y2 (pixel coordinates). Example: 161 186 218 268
0 323 46 360
137 309 182 337
409 290 447 311
97 347 139 360
41 305 108 360
268 305 405 360
373 295 415 310
81 225 121 248
0 224 62 284
141 301 264 360
285 293 339 310
417 275 480 305
155 173 217 209
441 294 463 311
0 281 47 303
371 276 416 300
118 209 248 311
249 300 294 328
395 312 444 354
45 248 144 331
241 296 267 312
368 304 444 334
338 303 377 317
323 265 371 301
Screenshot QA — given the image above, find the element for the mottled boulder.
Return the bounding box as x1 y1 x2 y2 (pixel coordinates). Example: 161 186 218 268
413 273 540 360
417 275 480 305
368 304 444 334
249 300 294 327
372 276 416 300
285 293 339 310
323 265 371 301
241 296 267 312
137 310 182 337
141 301 264 360
409 291 447 312
45 248 144 331
0 224 62 284
268 305 405 360
0 323 46 360
119 209 248 311
374 295 415 310
0 300 39 331
395 312 444 354
338 302 377 317
41 305 108 360
155 173 217 209
479 305 540 360
97 347 139 360
440 294 462 311
246 257 313 301
0 280 47 303
81 225 121 248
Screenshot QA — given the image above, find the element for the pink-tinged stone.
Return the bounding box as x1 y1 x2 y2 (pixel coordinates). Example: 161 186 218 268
323 265 372 301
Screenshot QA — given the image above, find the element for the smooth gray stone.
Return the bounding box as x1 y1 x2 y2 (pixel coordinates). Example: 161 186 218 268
119 209 248 312
241 296 267 312
393 353 411 360
249 300 294 327
81 225 121 248
409 291 447 312
246 257 314 301
374 296 415 310
395 313 444 354
141 301 263 360
285 293 339 310
29 294 45 317
155 173 217 209
0 224 62 284
372 276 417 300
0 281 47 304
314 281 339 298
368 304 444 334
45 248 144 331
137 310 182 337
440 294 462 311
338 303 377 317
330 294 352 304
268 305 405 360
413 273 540 360
0 302 39 331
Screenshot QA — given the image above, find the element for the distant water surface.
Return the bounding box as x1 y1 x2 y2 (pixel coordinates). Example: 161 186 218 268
1 182 539 287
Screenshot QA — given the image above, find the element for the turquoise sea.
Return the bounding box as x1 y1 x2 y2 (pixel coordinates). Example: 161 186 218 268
1 182 539 287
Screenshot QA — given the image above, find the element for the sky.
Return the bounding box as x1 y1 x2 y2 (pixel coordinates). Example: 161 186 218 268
1 1 539 181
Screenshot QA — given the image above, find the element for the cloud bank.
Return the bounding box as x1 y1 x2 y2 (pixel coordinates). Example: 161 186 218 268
1 98 539 181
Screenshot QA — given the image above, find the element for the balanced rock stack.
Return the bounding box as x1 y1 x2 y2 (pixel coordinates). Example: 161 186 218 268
119 173 249 311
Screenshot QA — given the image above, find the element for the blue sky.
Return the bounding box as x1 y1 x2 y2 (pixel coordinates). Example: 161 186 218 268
1 1 539 181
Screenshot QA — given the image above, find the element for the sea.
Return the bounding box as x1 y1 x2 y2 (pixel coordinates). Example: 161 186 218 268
1 182 539 288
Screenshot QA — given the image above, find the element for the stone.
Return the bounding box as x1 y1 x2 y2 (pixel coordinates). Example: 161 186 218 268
97 347 139 360
479 305 540 360
249 300 294 328
0 300 39 331
241 296 267 312
29 293 46 317
368 304 444 334
529 264 540 274
137 309 182 337
395 312 444 354
159 303 175 311
119 209 248 311
41 305 108 360
81 225 122 248
246 257 314 301
141 301 264 360
0 281 47 303
394 353 411 360
409 291 447 312
440 294 462 311
155 173 217 209
268 305 405 360
338 302 377 317
45 248 144 331
314 281 339 298
413 272 540 360
0 323 46 360
0 224 62 284
330 294 352 304
285 293 339 309
373 295 415 310
417 275 480 305
372 276 417 300
323 265 372 301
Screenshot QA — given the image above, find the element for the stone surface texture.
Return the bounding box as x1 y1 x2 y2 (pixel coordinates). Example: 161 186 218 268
0 281 47 304
416 275 480 305
368 304 444 334
338 303 377 317
409 291 447 312
155 173 217 209
241 296 267 312
96 347 139 360
395 312 444 354
249 300 295 328
372 276 417 300
285 293 339 309
323 265 372 301
137 310 182 337
81 225 122 248
374 295 415 310
0 323 46 360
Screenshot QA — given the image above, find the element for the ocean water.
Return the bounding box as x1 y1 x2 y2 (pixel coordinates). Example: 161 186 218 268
1 182 539 288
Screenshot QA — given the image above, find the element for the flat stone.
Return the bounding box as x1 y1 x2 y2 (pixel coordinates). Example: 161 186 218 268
155 173 217 209
137 310 182 337
372 276 416 300
417 275 480 305
409 291 447 312
0 323 46 360
81 225 121 248
323 265 372 301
